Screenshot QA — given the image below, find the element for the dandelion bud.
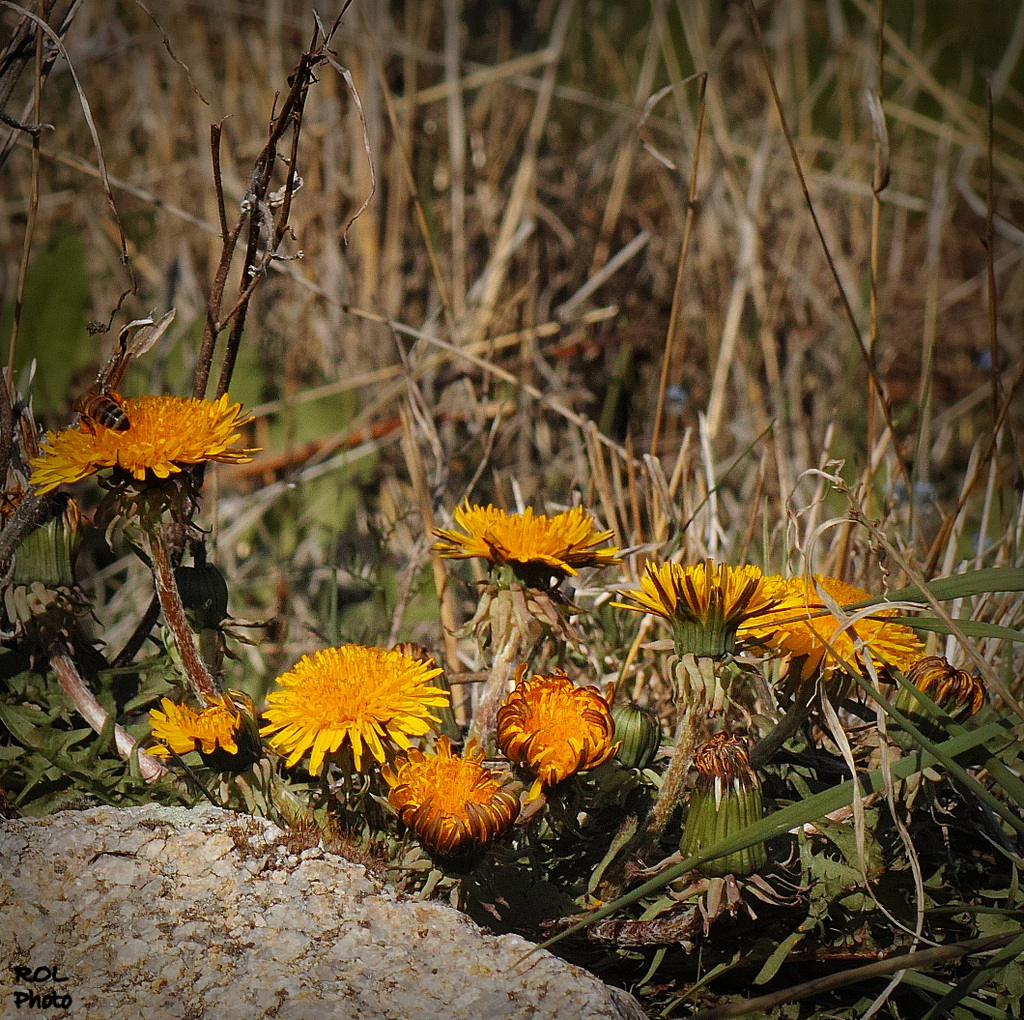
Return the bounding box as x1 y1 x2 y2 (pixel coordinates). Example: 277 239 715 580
612 702 660 770
681 732 766 877
10 494 79 589
174 562 230 631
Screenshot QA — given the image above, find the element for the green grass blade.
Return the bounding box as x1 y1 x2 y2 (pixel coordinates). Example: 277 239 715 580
894 617 1024 643
874 669 1024 820
849 567 1024 608
536 721 1009 950
900 971 1013 1020
920 929 1024 1020
862 677 1024 839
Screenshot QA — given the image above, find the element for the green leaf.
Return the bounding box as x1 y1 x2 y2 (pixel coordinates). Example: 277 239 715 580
900 973 1009 1020
893 616 1024 643
921 929 1024 1020
0 701 52 745
861 673 1024 838
852 567 1024 607
754 929 805 985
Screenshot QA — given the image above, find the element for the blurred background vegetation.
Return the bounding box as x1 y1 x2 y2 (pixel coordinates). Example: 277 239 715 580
3 0 1020 701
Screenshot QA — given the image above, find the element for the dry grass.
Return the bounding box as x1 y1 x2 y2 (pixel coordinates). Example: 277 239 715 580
3 0 1022 693
2 1 1024 1010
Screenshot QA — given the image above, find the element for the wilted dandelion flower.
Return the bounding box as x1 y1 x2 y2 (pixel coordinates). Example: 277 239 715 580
433 502 619 587
383 737 520 861
738 574 925 683
614 560 787 659
681 731 766 877
893 655 985 736
29 394 254 494
148 691 260 770
260 645 449 774
497 666 617 799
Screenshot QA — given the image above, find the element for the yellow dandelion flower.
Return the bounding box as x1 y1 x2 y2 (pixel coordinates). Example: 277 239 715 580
738 574 925 682
29 394 255 494
433 502 619 586
497 666 617 799
260 645 449 774
613 560 788 658
383 737 520 859
148 692 259 769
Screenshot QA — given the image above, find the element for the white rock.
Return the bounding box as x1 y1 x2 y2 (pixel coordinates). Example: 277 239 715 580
0 804 646 1020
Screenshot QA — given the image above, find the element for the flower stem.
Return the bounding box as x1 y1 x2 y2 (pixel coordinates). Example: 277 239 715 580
51 646 167 783
644 708 697 843
748 696 812 769
147 527 219 703
467 632 521 751
643 654 715 846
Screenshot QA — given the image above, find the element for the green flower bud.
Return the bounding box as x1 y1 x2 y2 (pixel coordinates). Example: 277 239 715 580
611 702 660 770
174 562 230 631
10 495 79 589
681 732 765 877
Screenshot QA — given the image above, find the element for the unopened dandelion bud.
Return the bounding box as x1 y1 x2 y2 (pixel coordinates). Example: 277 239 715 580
612 702 660 770
174 561 230 631
681 732 766 877
10 495 80 589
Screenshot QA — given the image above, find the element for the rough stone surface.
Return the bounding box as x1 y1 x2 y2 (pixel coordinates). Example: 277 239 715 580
0 804 646 1020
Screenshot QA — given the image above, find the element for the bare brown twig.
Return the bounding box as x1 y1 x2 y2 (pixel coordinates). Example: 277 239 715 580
193 11 352 401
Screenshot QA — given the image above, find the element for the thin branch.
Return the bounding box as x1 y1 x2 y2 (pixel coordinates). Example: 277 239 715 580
743 0 920 537
650 73 707 458
210 122 229 240
688 932 1017 1020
